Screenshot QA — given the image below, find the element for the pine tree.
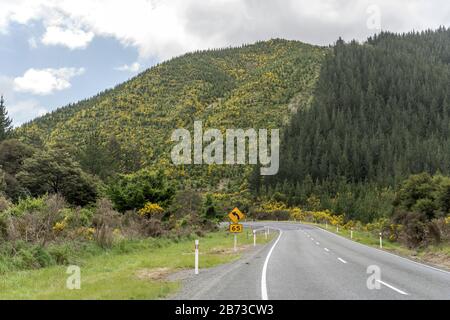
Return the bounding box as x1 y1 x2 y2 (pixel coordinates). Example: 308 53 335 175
0 95 12 141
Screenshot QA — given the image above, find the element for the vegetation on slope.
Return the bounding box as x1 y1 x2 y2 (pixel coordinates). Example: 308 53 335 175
260 28 450 222
16 39 326 190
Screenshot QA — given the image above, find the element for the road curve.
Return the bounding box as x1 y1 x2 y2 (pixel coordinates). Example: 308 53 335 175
175 222 450 300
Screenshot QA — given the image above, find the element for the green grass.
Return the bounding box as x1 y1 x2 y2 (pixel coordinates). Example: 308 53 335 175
314 223 412 255
0 228 275 300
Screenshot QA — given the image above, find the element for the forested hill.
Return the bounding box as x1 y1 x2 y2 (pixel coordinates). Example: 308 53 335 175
260 28 450 221
16 39 326 188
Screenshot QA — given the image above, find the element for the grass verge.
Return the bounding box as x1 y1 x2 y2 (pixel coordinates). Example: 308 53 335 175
0 227 275 300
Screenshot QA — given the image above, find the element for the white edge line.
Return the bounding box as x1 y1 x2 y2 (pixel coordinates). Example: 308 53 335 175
324 248 330 252
315 226 450 275
261 227 283 300
376 280 409 295
338 257 347 264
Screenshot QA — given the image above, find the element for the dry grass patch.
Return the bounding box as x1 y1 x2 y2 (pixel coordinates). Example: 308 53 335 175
135 267 172 281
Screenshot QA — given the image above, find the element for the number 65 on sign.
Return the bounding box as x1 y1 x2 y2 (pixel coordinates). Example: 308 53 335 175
229 224 243 233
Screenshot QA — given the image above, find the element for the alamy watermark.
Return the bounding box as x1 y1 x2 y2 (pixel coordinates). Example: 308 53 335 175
170 121 279 175
366 4 382 31
66 265 81 290
366 265 381 290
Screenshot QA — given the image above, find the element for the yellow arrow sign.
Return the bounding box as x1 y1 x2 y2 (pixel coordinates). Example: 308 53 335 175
228 207 245 223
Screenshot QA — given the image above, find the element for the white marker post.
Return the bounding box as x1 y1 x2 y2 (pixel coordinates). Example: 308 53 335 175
253 230 256 247
326 221 328 229
234 234 237 252
351 228 353 239
265 227 268 240
267 227 270 235
379 232 383 249
194 240 199 275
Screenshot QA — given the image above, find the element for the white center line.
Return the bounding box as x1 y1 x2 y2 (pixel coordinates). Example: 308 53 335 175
311 238 314 241
324 248 330 252
337 258 347 264
315 242 320 245
376 280 409 295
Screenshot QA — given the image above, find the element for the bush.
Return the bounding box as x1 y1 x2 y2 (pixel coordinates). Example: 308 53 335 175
6 195 47 217
395 173 450 220
4 194 66 246
0 196 11 212
393 211 428 248
92 198 122 248
138 202 164 219
64 207 94 228
106 169 174 212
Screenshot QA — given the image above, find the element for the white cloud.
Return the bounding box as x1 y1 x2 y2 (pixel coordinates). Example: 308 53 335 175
8 99 47 126
13 67 86 95
0 1 449 59
0 75 47 126
42 25 94 49
115 62 141 73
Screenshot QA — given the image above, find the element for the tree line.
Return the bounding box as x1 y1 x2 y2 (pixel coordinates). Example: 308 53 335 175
256 28 450 223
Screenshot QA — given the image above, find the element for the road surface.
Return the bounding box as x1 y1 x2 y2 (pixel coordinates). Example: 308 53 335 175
174 222 450 300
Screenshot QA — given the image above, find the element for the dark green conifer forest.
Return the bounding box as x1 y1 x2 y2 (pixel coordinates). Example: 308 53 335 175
260 28 450 222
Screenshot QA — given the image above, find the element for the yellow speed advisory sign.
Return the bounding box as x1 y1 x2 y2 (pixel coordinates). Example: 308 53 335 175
229 224 243 233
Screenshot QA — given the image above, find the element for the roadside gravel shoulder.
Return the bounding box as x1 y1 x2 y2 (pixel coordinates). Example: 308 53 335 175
167 240 274 300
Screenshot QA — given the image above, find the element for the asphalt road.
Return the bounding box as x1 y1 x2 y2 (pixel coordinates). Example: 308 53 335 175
175 222 450 300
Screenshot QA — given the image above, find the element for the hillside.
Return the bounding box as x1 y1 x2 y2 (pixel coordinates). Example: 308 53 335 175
16 39 326 189
261 28 450 221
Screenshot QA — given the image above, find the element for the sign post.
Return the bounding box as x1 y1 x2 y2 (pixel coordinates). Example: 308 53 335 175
194 240 199 275
228 207 245 252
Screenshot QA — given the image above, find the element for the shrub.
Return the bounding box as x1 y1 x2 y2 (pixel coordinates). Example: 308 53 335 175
289 207 305 221
47 244 72 264
140 218 165 237
394 211 428 248
0 196 11 212
64 207 94 228
435 216 450 242
92 198 122 248
138 202 164 219
73 227 96 241
106 169 174 212
6 195 47 217
4 194 66 246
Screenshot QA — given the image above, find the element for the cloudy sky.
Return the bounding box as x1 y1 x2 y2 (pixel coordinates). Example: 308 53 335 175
0 0 449 126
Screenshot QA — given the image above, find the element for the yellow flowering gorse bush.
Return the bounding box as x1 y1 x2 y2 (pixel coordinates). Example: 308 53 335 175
138 202 164 218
